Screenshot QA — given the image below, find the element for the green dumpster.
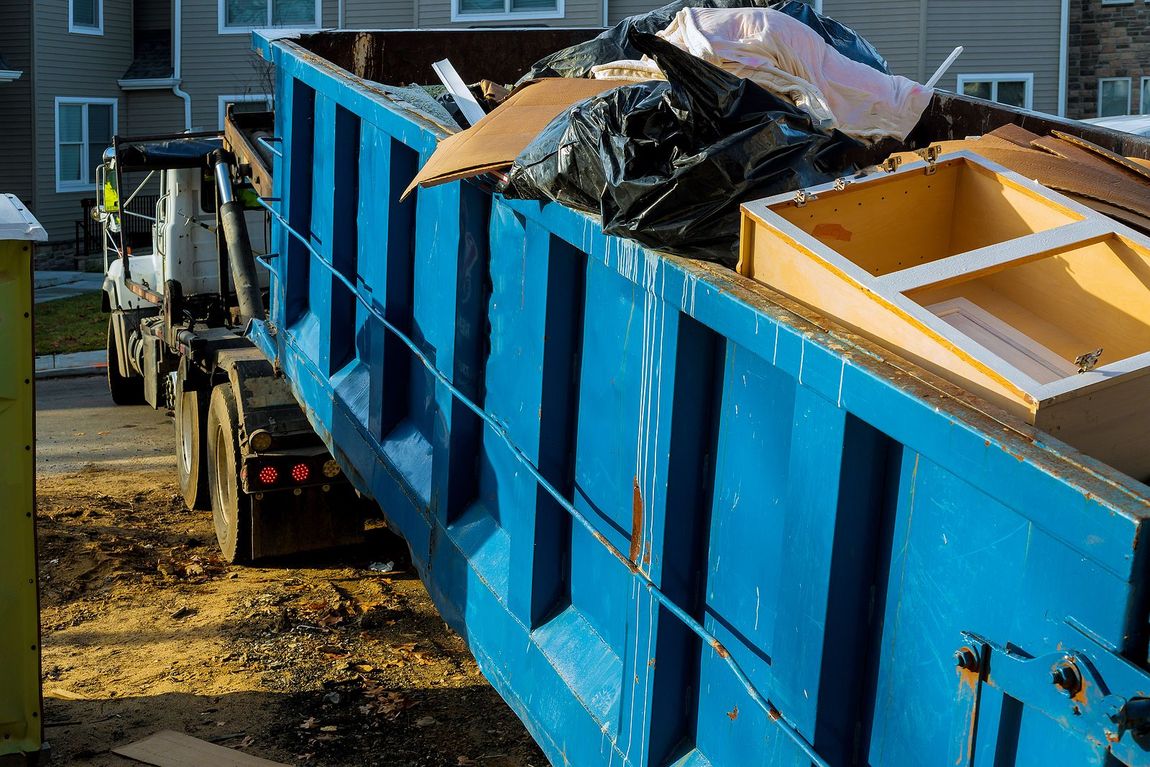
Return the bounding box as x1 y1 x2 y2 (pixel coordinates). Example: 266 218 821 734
0 195 45 765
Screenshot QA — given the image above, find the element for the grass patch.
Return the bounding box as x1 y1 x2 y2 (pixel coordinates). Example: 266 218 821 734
35 292 106 356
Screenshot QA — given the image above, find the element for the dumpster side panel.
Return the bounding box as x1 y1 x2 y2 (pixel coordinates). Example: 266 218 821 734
257 38 1150 767
0 236 42 762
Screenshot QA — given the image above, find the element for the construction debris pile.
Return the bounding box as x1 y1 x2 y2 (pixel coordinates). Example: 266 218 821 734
409 0 935 264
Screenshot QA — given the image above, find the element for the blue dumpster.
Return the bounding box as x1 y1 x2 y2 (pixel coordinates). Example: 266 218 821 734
250 30 1150 767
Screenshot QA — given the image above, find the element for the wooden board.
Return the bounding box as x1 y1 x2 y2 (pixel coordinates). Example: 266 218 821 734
112 731 289 767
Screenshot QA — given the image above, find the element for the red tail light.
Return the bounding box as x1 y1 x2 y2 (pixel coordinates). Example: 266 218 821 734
257 465 279 485
290 463 311 483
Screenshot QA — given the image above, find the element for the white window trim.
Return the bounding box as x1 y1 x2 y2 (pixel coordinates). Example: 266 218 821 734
218 93 274 129
956 73 1035 110
69 0 103 35
1098 76 1133 117
54 96 118 194
1100 0 1134 5
450 0 565 22
1140 77 1150 115
217 0 322 35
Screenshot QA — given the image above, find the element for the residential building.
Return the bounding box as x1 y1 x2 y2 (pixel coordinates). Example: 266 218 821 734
0 0 632 262
1067 0 1150 118
819 0 1068 116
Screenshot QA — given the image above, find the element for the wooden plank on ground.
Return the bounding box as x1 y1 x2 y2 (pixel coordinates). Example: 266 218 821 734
112 730 289 767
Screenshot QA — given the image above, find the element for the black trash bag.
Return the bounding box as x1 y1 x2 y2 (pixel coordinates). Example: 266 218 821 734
504 31 875 267
518 0 889 84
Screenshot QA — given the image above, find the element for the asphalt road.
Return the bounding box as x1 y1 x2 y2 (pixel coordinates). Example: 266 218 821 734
36 374 173 477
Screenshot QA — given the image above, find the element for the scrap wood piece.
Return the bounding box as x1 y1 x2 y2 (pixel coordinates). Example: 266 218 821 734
984 122 1043 147
402 77 631 199
1050 129 1150 183
112 730 289 767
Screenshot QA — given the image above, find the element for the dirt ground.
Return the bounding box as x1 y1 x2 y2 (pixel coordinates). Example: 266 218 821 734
35 376 546 766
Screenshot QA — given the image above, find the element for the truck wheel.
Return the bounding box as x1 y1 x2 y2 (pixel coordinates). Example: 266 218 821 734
175 382 210 510
207 383 251 564
106 318 143 405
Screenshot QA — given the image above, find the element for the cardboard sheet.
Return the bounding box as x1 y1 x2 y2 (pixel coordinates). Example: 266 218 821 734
402 78 630 198
112 730 289 767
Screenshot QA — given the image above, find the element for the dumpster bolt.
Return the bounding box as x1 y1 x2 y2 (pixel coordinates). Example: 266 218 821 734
954 647 980 672
1051 661 1082 697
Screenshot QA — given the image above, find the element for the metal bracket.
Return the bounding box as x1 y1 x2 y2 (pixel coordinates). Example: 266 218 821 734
833 177 853 192
881 155 903 174
917 145 942 175
951 624 1150 766
792 189 818 207
1076 347 1104 373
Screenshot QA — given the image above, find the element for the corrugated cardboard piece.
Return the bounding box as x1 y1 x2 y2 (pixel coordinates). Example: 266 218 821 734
402 78 630 199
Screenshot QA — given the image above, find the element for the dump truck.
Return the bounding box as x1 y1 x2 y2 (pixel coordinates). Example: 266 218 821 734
104 23 1150 766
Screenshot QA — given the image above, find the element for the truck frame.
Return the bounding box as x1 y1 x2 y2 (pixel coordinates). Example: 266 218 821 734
99 118 364 562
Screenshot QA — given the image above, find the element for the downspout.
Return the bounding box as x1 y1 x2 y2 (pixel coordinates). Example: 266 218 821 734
171 0 192 130
338 0 345 29
1058 0 1069 117
601 0 607 27
917 0 929 84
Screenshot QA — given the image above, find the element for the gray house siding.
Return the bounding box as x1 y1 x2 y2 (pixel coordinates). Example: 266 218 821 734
179 0 338 132
823 0 1063 115
34 0 134 242
929 0 1061 115
818 0 921 79
0 1 36 209
344 0 415 28
125 88 184 135
416 0 602 28
608 0 663 24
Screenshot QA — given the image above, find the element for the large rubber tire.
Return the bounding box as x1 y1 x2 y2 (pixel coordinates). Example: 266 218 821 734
106 317 144 406
175 379 210 511
207 383 251 564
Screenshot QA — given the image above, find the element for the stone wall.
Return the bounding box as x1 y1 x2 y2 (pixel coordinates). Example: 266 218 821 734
1068 0 1150 119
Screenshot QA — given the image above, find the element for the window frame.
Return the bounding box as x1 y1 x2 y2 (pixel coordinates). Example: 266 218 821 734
1098 76 1133 117
218 93 275 129
955 73 1035 110
450 0 565 23
217 0 322 35
69 0 104 35
54 97 118 194
1140 77 1150 115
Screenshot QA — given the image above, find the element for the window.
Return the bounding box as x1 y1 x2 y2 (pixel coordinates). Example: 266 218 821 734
218 94 274 129
55 98 116 193
956 74 1034 110
1141 77 1150 115
69 0 103 35
218 0 320 33
1099 77 1132 117
451 0 563 21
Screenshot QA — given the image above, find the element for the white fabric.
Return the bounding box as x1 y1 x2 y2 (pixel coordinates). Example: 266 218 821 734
590 8 931 142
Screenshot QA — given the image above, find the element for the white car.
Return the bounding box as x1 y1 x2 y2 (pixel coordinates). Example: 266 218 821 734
1083 114 1150 137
